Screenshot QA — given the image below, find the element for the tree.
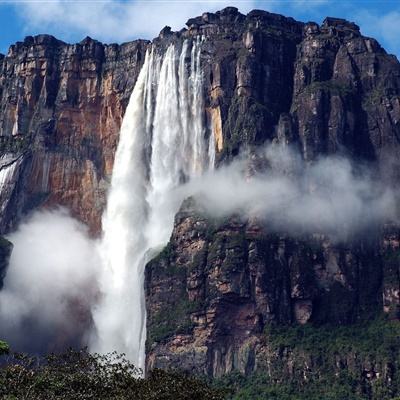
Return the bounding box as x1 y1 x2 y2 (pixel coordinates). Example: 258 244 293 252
0 349 226 399
0 340 9 355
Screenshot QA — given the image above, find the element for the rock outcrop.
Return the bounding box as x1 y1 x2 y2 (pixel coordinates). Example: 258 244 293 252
0 236 12 289
141 9 400 387
0 35 148 233
2 8 400 235
1 6 400 398
145 199 399 380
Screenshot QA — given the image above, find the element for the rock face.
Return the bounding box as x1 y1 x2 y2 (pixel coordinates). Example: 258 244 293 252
1 6 400 397
145 200 399 379
0 35 148 233
0 236 12 289
1 8 400 234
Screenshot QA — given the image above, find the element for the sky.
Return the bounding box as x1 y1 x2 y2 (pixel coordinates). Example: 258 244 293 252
0 0 400 58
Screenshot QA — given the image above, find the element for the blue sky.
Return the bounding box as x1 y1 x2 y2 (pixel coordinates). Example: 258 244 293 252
0 0 400 58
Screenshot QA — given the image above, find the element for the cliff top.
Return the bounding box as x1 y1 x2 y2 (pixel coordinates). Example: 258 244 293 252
0 7 364 59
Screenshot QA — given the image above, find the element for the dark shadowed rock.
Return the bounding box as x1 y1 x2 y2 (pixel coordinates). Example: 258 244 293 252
0 236 12 289
0 8 400 394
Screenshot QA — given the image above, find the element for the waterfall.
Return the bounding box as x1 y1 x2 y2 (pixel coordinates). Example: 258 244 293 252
92 38 214 371
0 155 22 216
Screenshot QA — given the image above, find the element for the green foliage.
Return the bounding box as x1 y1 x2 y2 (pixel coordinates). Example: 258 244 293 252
153 243 174 263
265 316 400 359
0 340 9 355
0 349 226 400
217 370 366 400
225 95 271 156
362 86 393 109
213 317 400 400
147 298 201 349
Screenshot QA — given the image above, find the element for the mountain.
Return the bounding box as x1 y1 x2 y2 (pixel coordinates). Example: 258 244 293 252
0 6 399 399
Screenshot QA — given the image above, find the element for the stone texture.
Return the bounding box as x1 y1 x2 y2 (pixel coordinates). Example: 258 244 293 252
0 236 12 289
0 35 148 234
1 8 400 235
0 6 400 390
145 199 399 377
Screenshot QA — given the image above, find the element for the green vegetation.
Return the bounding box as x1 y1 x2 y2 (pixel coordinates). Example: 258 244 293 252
362 86 395 109
265 316 400 359
217 370 374 400
152 243 174 263
0 349 226 400
215 316 400 400
147 297 201 349
149 244 185 279
0 340 9 355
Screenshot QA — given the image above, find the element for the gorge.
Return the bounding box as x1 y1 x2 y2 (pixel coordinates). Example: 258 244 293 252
0 6 399 399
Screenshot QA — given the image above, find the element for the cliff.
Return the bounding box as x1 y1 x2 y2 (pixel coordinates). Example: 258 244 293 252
1 8 400 234
0 35 148 233
1 8 400 235
1 6 400 399
145 199 400 397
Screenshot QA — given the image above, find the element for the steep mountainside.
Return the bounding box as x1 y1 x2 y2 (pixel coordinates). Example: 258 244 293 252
146 199 400 398
0 35 147 233
0 6 400 399
2 8 400 234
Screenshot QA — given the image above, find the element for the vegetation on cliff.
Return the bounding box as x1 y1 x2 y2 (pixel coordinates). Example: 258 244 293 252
217 316 400 400
0 348 225 400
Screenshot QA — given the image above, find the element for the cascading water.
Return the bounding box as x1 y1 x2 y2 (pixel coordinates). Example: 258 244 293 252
0 155 22 215
92 38 214 370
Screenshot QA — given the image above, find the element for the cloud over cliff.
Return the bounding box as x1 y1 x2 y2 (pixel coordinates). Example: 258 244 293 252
0 209 99 353
179 144 398 240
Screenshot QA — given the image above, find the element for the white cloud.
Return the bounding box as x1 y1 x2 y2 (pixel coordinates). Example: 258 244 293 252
0 208 99 353
10 0 257 43
289 0 330 10
356 10 400 57
177 143 398 241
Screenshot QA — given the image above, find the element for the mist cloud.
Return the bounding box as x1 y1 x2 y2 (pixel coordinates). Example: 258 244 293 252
178 144 398 240
0 209 99 353
0 144 397 355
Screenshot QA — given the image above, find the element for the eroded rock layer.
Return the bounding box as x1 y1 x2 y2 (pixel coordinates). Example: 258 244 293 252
0 35 148 233
2 8 400 233
145 200 399 382
0 7 400 397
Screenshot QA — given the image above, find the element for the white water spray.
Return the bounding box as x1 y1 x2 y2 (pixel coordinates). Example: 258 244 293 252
0 154 22 215
92 38 214 370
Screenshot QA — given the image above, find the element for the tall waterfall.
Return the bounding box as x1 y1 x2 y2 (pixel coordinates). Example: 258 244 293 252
92 38 214 370
0 155 22 216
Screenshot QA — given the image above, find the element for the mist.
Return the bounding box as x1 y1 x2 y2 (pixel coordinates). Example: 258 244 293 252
178 144 398 240
0 144 397 356
0 209 99 354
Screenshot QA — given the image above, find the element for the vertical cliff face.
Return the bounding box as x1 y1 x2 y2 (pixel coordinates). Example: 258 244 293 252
0 6 400 396
0 236 12 289
2 8 400 234
290 18 400 162
141 7 400 392
145 199 399 377
181 9 400 165
0 35 148 233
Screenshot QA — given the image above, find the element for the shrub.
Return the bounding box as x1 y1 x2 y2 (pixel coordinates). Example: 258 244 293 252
0 349 226 400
